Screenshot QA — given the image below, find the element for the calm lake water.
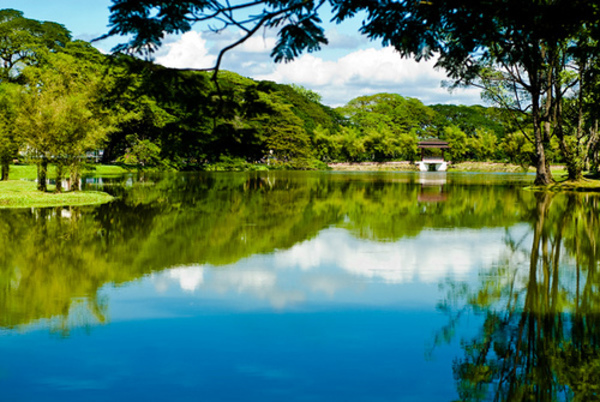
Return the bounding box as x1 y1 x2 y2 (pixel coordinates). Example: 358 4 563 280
1 171 599 401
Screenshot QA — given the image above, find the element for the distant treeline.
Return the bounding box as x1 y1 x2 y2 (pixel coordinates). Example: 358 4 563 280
1 8 552 179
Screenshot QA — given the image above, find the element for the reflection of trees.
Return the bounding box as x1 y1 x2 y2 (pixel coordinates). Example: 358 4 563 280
444 192 600 401
0 172 529 330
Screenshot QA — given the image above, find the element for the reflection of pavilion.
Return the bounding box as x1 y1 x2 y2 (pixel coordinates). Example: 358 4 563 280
418 172 447 203
416 139 450 172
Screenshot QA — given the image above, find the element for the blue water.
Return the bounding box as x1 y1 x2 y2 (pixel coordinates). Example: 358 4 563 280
0 225 504 401
1 171 556 401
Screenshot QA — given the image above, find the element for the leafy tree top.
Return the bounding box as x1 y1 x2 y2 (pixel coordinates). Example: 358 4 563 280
0 8 71 82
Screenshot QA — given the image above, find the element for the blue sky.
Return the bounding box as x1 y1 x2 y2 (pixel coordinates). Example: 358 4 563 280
3 0 483 107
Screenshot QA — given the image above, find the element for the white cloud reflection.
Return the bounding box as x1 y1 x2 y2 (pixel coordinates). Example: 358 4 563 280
153 227 520 309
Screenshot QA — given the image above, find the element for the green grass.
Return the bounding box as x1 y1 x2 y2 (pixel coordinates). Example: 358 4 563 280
525 177 600 192
0 180 114 208
8 164 128 180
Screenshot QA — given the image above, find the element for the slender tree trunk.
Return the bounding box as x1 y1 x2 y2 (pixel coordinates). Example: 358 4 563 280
532 94 552 185
37 157 48 192
55 163 63 193
590 119 599 175
0 158 9 181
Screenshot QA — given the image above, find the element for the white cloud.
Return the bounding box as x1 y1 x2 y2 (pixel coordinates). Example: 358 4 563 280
154 31 216 69
255 47 482 106
153 29 483 108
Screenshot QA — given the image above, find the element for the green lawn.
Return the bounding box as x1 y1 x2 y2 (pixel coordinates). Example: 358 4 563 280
0 180 114 208
0 164 122 208
7 164 128 180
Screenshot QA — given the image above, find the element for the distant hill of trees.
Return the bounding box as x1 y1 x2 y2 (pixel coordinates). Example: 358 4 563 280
0 8 573 182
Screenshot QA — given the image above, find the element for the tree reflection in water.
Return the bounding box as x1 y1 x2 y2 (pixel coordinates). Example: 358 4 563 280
441 192 600 401
0 172 531 333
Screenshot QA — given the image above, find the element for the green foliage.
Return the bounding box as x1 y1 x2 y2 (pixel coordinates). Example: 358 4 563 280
431 104 508 139
117 135 164 168
467 129 498 162
16 49 113 191
0 83 21 180
441 126 468 163
333 93 435 162
102 0 600 185
290 84 322 103
9 8 592 174
0 8 71 82
501 130 535 169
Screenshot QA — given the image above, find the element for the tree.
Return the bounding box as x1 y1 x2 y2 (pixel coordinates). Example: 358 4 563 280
16 48 112 192
501 130 536 169
0 83 21 180
0 8 71 82
441 126 468 163
467 129 498 162
290 84 322 104
103 0 600 185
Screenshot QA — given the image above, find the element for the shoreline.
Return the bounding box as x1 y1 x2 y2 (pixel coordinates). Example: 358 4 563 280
327 161 569 174
0 180 114 209
328 161 536 173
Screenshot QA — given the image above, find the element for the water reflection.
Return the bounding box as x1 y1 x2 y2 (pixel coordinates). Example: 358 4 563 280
151 227 511 309
418 172 447 203
4 171 600 400
438 192 600 401
0 172 532 330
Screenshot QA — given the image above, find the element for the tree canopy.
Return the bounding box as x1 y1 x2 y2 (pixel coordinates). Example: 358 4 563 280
3 7 600 181
103 0 600 184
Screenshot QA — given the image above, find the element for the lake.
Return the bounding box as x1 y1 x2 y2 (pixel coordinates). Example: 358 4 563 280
1 171 599 401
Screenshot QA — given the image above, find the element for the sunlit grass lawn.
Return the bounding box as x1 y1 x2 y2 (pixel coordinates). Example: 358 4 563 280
0 180 114 208
1 164 122 208
8 164 128 180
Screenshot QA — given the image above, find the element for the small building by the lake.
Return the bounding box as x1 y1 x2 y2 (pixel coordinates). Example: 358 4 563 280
416 138 450 172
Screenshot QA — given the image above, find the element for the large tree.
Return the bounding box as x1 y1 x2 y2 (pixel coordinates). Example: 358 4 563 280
0 8 71 82
103 0 600 184
16 45 112 192
0 83 21 180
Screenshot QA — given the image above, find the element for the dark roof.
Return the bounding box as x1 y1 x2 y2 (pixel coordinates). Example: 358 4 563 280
418 138 450 149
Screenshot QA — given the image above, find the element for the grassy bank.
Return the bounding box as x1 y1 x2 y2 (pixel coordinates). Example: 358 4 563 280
0 180 114 208
328 162 417 171
448 162 568 175
328 161 569 175
8 164 128 180
525 176 600 192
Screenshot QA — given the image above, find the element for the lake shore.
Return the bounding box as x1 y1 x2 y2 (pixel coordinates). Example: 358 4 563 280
328 161 600 191
327 161 565 174
1 164 123 208
0 180 114 208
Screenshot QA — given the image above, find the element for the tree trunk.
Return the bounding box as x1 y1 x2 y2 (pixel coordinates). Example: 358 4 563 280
532 95 552 186
0 158 9 181
70 162 80 191
55 163 63 193
37 158 48 192
590 119 599 175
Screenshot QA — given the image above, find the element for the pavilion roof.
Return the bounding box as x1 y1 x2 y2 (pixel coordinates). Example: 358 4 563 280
418 138 450 149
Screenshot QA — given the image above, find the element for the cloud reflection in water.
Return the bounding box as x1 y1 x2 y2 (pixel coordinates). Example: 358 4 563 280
154 226 526 309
